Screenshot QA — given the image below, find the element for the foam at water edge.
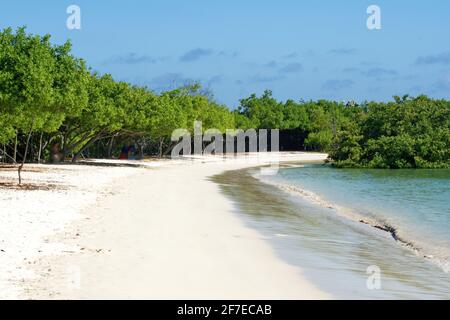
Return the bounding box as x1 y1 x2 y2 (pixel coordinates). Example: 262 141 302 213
253 171 450 274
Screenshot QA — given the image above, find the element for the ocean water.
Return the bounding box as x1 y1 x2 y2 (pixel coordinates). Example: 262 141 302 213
212 164 450 299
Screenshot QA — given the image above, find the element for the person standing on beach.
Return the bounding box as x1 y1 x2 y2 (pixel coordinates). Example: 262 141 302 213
119 145 129 160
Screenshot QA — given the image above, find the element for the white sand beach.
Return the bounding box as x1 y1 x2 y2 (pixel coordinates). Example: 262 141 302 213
0 152 330 299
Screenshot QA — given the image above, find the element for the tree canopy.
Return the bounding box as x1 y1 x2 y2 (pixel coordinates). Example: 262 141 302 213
0 27 448 170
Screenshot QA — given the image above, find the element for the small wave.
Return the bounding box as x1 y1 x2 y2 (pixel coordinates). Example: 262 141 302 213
254 173 450 274
274 233 289 238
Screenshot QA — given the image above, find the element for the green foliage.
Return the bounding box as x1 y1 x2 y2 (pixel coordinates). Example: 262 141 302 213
238 90 284 129
305 131 333 150
330 96 450 168
0 27 55 133
236 92 449 169
235 92 360 151
0 27 448 169
0 27 239 162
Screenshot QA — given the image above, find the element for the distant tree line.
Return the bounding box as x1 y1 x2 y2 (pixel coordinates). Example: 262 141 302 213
235 91 449 168
1 27 449 177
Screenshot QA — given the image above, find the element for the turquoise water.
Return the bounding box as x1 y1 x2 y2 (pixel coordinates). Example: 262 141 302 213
265 165 450 272
213 164 450 298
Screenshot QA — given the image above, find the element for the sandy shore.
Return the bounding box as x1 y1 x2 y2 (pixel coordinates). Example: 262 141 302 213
1 152 330 299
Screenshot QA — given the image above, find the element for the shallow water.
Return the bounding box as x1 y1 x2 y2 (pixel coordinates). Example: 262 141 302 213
212 164 450 299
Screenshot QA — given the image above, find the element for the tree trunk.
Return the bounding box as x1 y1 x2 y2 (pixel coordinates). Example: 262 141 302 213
18 127 33 185
0 147 15 163
107 135 115 158
71 134 104 162
72 151 81 163
37 132 43 163
163 141 177 156
62 132 67 161
158 137 164 158
13 132 17 163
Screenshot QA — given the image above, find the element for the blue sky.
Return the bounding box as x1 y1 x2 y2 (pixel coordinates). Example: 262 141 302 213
1 0 450 108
